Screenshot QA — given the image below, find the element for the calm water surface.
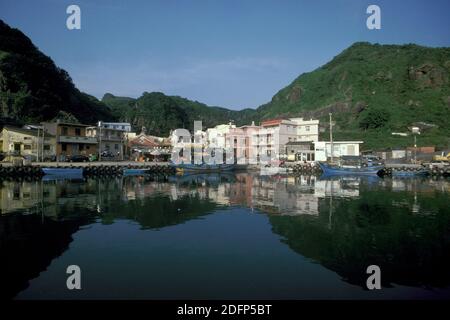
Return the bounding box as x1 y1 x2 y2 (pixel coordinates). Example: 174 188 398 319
1 173 450 299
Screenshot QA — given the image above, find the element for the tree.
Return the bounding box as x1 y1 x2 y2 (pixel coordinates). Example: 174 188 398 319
359 108 390 130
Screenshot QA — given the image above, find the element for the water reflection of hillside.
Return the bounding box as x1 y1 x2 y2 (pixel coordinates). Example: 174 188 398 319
0 176 224 299
1 175 450 297
268 178 450 290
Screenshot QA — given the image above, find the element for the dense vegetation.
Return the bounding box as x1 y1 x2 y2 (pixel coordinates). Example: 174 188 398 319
258 42 450 150
102 92 257 135
0 20 114 125
1 19 449 150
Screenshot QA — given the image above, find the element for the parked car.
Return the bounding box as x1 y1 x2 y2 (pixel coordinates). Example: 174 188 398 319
362 155 384 166
100 150 115 160
67 154 90 162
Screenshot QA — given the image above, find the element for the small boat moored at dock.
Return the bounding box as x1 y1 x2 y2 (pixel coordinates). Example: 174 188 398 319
318 162 384 176
317 156 385 176
41 167 84 180
42 167 83 176
123 168 150 176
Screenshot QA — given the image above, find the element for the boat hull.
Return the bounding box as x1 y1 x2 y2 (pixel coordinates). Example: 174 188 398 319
42 168 83 175
318 162 383 176
123 168 149 176
42 167 84 180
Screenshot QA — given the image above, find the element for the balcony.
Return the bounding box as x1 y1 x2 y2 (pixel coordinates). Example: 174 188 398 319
58 135 98 144
99 135 123 142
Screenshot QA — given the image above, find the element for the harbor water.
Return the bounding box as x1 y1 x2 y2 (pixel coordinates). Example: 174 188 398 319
1 173 450 299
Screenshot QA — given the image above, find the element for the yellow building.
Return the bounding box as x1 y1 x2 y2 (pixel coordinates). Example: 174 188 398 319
0 125 56 161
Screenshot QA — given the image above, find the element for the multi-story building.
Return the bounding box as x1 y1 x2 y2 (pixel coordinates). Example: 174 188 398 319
256 118 320 160
225 122 260 164
290 118 319 142
86 122 131 160
42 121 98 161
206 123 236 149
0 125 56 161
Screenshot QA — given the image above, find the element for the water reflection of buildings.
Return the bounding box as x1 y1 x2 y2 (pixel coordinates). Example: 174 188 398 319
0 180 56 215
222 174 363 216
0 179 106 216
2 175 449 218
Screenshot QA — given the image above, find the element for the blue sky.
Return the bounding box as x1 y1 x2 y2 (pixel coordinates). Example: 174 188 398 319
1 0 449 109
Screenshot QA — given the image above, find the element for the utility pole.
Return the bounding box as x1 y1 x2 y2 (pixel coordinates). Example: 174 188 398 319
37 126 40 162
98 121 102 162
42 128 45 162
329 113 334 163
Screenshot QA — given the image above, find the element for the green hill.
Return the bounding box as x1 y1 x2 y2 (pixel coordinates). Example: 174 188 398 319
102 92 257 136
257 42 450 150
105 42 450 149
1 18 449 150
0 20 114 125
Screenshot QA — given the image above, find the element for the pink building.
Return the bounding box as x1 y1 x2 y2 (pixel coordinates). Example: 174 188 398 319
225 123 261 164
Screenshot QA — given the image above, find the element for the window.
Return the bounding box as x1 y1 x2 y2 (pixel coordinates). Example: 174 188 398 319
44 145 50 151
86 145 90 150
347 145 355 155
115 144 119 150
24 137 31 140
62 127 68 135
24 145 31 150
62 143 67 152
306 126 310 132
75 128 81 136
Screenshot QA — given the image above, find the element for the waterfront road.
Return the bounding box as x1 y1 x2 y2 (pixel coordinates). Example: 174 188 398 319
0 161 170 167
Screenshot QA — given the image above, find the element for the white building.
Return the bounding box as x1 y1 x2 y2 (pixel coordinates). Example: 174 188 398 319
206 123 236 149
256 118 319 159
313 141 363 162
86 122 131 160
290 118 319 142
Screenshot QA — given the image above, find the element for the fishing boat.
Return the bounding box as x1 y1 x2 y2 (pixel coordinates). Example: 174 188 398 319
42 167 84 180
123 168 149 176
42 167 83 176
170 162 235 173
317 161 384 176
